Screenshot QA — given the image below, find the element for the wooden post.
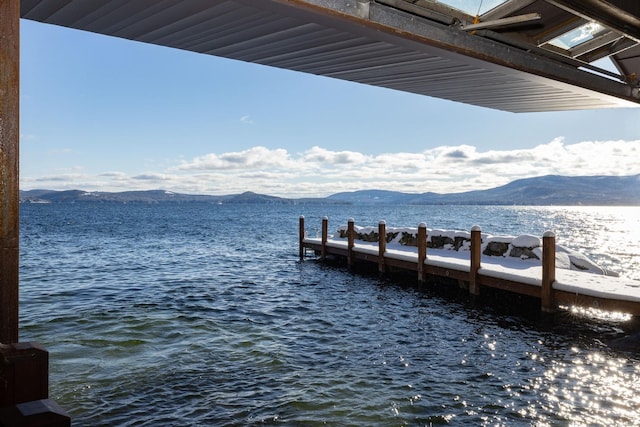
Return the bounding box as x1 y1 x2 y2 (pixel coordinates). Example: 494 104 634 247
469 225 482 296
298 215 305 260
321 216 328 261
0 0 20 345
347 218 355 269
417 222 427 282
378 220 386 274
541 231 556 313
0 8 68 424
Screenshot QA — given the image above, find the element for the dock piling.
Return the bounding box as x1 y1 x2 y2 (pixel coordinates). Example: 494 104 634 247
541 231 556 312
347 218 355 269
417 223 427 282
321 216 328 261
298 215 305 260
469 225 482 296
378 220 386 274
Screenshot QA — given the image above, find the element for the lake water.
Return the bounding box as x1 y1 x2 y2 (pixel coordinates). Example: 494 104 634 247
19 203 640 426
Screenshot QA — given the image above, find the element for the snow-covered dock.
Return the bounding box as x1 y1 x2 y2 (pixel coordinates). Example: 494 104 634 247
299 216 640 317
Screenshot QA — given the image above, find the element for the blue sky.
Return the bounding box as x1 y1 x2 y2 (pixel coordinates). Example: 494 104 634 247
20 20 640 197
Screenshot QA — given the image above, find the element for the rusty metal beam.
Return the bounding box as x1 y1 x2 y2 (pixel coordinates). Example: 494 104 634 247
0 0 20 344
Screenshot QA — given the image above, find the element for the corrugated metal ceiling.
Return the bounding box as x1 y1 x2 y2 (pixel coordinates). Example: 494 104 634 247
20 0 640 112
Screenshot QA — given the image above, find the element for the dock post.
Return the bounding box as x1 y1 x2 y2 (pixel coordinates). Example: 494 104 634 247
347 218 355 269
378 220 386 274
541 231 556 313
321 216 328 261
417 223 427 282
298 215 305 260
469 225 482 296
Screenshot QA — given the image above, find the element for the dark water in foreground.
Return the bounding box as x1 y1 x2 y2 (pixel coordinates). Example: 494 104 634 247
19 203 640 426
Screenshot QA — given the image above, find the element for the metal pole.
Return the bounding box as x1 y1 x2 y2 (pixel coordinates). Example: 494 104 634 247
0 0 20 344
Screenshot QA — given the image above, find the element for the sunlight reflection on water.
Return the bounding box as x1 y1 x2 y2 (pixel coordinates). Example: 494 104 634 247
533 206 640 281
526 349 640 426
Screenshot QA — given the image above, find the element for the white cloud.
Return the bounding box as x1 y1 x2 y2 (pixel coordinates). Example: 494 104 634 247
132 173 171 181
99 171 129 178
177 146 294 171
20 138 640 198
304 146 370 165
240 115 254 125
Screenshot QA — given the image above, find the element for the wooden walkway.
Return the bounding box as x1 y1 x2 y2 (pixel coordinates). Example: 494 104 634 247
299 217 640 317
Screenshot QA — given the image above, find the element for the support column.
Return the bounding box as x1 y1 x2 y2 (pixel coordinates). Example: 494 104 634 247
417 222 427 282
541 231 556 313
1 8 72 423
378 220 386 274
469 225 482 296
0 0 20 345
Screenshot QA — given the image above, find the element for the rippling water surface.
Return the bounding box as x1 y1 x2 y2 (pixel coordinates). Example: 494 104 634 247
19 204 640 426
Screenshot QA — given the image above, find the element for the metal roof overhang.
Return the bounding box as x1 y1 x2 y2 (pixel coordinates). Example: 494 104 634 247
20 0 640 112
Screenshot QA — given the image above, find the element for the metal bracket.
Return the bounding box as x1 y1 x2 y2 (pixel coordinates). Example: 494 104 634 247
356 0 370 19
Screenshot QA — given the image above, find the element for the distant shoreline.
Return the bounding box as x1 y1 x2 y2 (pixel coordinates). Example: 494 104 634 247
19 174 640 206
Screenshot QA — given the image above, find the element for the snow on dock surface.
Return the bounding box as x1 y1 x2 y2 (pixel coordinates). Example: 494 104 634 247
556 269 640 302
303 226 640 309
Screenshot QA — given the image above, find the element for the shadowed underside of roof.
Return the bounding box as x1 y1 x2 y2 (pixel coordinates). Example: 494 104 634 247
20 0 640 112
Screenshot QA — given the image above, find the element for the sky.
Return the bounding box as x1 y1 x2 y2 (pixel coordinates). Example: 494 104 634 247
19 19 640 198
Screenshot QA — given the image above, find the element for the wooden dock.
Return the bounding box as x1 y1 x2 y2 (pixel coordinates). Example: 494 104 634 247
299 216 640 317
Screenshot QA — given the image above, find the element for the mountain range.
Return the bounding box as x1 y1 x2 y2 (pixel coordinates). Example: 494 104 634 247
19 174 640 206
